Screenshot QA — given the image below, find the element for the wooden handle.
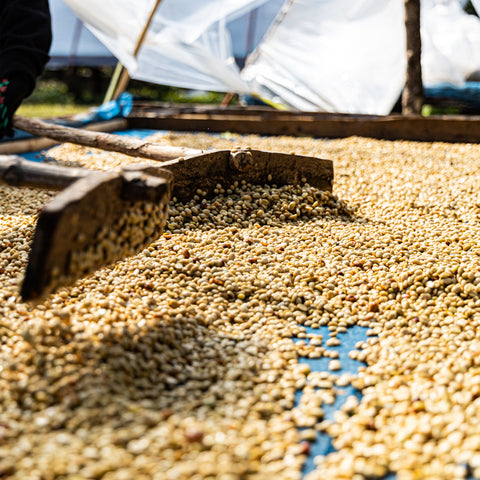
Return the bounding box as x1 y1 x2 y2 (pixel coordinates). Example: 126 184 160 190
0 155 89 190
13 115 202 162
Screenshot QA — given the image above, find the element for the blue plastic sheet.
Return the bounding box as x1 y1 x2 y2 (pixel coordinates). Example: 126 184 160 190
82 92 133 122
424 81 480 108
296 325 368 475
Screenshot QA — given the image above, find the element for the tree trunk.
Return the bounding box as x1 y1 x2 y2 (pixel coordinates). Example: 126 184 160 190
402 0 423 115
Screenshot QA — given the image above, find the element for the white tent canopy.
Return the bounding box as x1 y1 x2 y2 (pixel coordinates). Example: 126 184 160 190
59 0 480 114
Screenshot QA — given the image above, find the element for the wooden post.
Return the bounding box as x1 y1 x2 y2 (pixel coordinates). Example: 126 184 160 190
402 0 423 115
220 92 236 108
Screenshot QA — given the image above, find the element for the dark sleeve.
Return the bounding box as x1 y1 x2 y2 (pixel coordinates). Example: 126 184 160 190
0 0 52 95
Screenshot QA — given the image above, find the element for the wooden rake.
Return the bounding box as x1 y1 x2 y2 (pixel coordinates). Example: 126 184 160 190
6 115 333 301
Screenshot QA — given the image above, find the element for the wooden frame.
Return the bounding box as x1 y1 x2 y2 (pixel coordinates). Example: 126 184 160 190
127 104 480 144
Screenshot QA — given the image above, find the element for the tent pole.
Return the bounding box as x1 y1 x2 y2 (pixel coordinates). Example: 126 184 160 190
402 0 423 115
103 62 125 104
112 0 164 100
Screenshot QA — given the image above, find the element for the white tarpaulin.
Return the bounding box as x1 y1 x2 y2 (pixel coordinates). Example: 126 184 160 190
59 0 480 114
49 0 283 68
228 0 285 63
242 0 406 114
422 0 480 85
61 0 266 93
242 0 480 113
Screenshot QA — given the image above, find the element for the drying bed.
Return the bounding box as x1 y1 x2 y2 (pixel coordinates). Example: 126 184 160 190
0 130 480 479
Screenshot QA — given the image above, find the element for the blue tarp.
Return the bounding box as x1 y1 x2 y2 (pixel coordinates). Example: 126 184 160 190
296 325 368 475
424 81 480 109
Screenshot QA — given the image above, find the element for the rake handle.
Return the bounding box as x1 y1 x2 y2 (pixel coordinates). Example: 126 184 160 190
13 115 201 162
0 155 89 190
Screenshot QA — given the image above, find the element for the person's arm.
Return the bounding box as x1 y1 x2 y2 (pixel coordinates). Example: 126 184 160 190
0 0 52 138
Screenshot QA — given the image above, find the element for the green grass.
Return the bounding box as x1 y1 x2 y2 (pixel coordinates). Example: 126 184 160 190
17 103 93 118
421 104 460 117
19 78 94 118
